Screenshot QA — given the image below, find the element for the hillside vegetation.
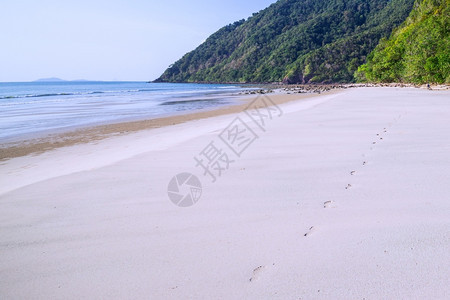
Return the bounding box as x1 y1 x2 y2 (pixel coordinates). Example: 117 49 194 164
155 0 415 84
356 0 449 84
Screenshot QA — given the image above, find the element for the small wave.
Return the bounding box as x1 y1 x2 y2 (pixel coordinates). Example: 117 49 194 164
100 89 140 93
159 89 227 96
0 92 74 99
160 99 221 106
32 93 73 98
0 90 149 99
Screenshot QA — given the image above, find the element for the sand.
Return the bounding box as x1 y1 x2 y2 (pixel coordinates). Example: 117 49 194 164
0 87 449 299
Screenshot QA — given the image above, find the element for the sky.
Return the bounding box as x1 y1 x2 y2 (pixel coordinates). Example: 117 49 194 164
0 0 276 82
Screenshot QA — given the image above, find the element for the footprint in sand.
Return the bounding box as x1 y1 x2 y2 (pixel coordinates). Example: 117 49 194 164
304 226 316 237
323 201 335 208
249 266 265 282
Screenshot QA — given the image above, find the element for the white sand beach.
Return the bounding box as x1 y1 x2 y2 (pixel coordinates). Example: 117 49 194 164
1 87 449 299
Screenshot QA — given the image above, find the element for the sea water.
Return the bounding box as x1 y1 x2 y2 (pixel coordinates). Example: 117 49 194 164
0 81 248 143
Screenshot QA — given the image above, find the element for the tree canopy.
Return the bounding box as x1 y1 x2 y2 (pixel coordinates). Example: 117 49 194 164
356 0 449 84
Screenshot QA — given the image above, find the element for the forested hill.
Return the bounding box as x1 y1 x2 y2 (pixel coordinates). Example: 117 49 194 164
356 0 449 84
155 0 415 84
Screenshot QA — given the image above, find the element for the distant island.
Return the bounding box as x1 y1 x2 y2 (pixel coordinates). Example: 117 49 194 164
34 77 66 82
33 78 90 82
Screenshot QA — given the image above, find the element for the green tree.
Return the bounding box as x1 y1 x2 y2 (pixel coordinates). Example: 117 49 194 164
357 0 449 84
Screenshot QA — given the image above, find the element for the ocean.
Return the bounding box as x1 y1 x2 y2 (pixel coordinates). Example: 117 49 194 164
0 81 249 143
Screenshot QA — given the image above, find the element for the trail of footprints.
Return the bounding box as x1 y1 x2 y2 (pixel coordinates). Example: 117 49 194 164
304 118 400 238
343 125 391 191
253 116 404 282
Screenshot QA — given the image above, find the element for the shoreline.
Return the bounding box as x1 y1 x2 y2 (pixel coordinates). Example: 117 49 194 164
0 90 334 161
1 82 447 161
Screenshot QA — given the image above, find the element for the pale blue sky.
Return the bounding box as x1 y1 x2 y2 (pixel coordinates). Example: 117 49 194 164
0 0 276 82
